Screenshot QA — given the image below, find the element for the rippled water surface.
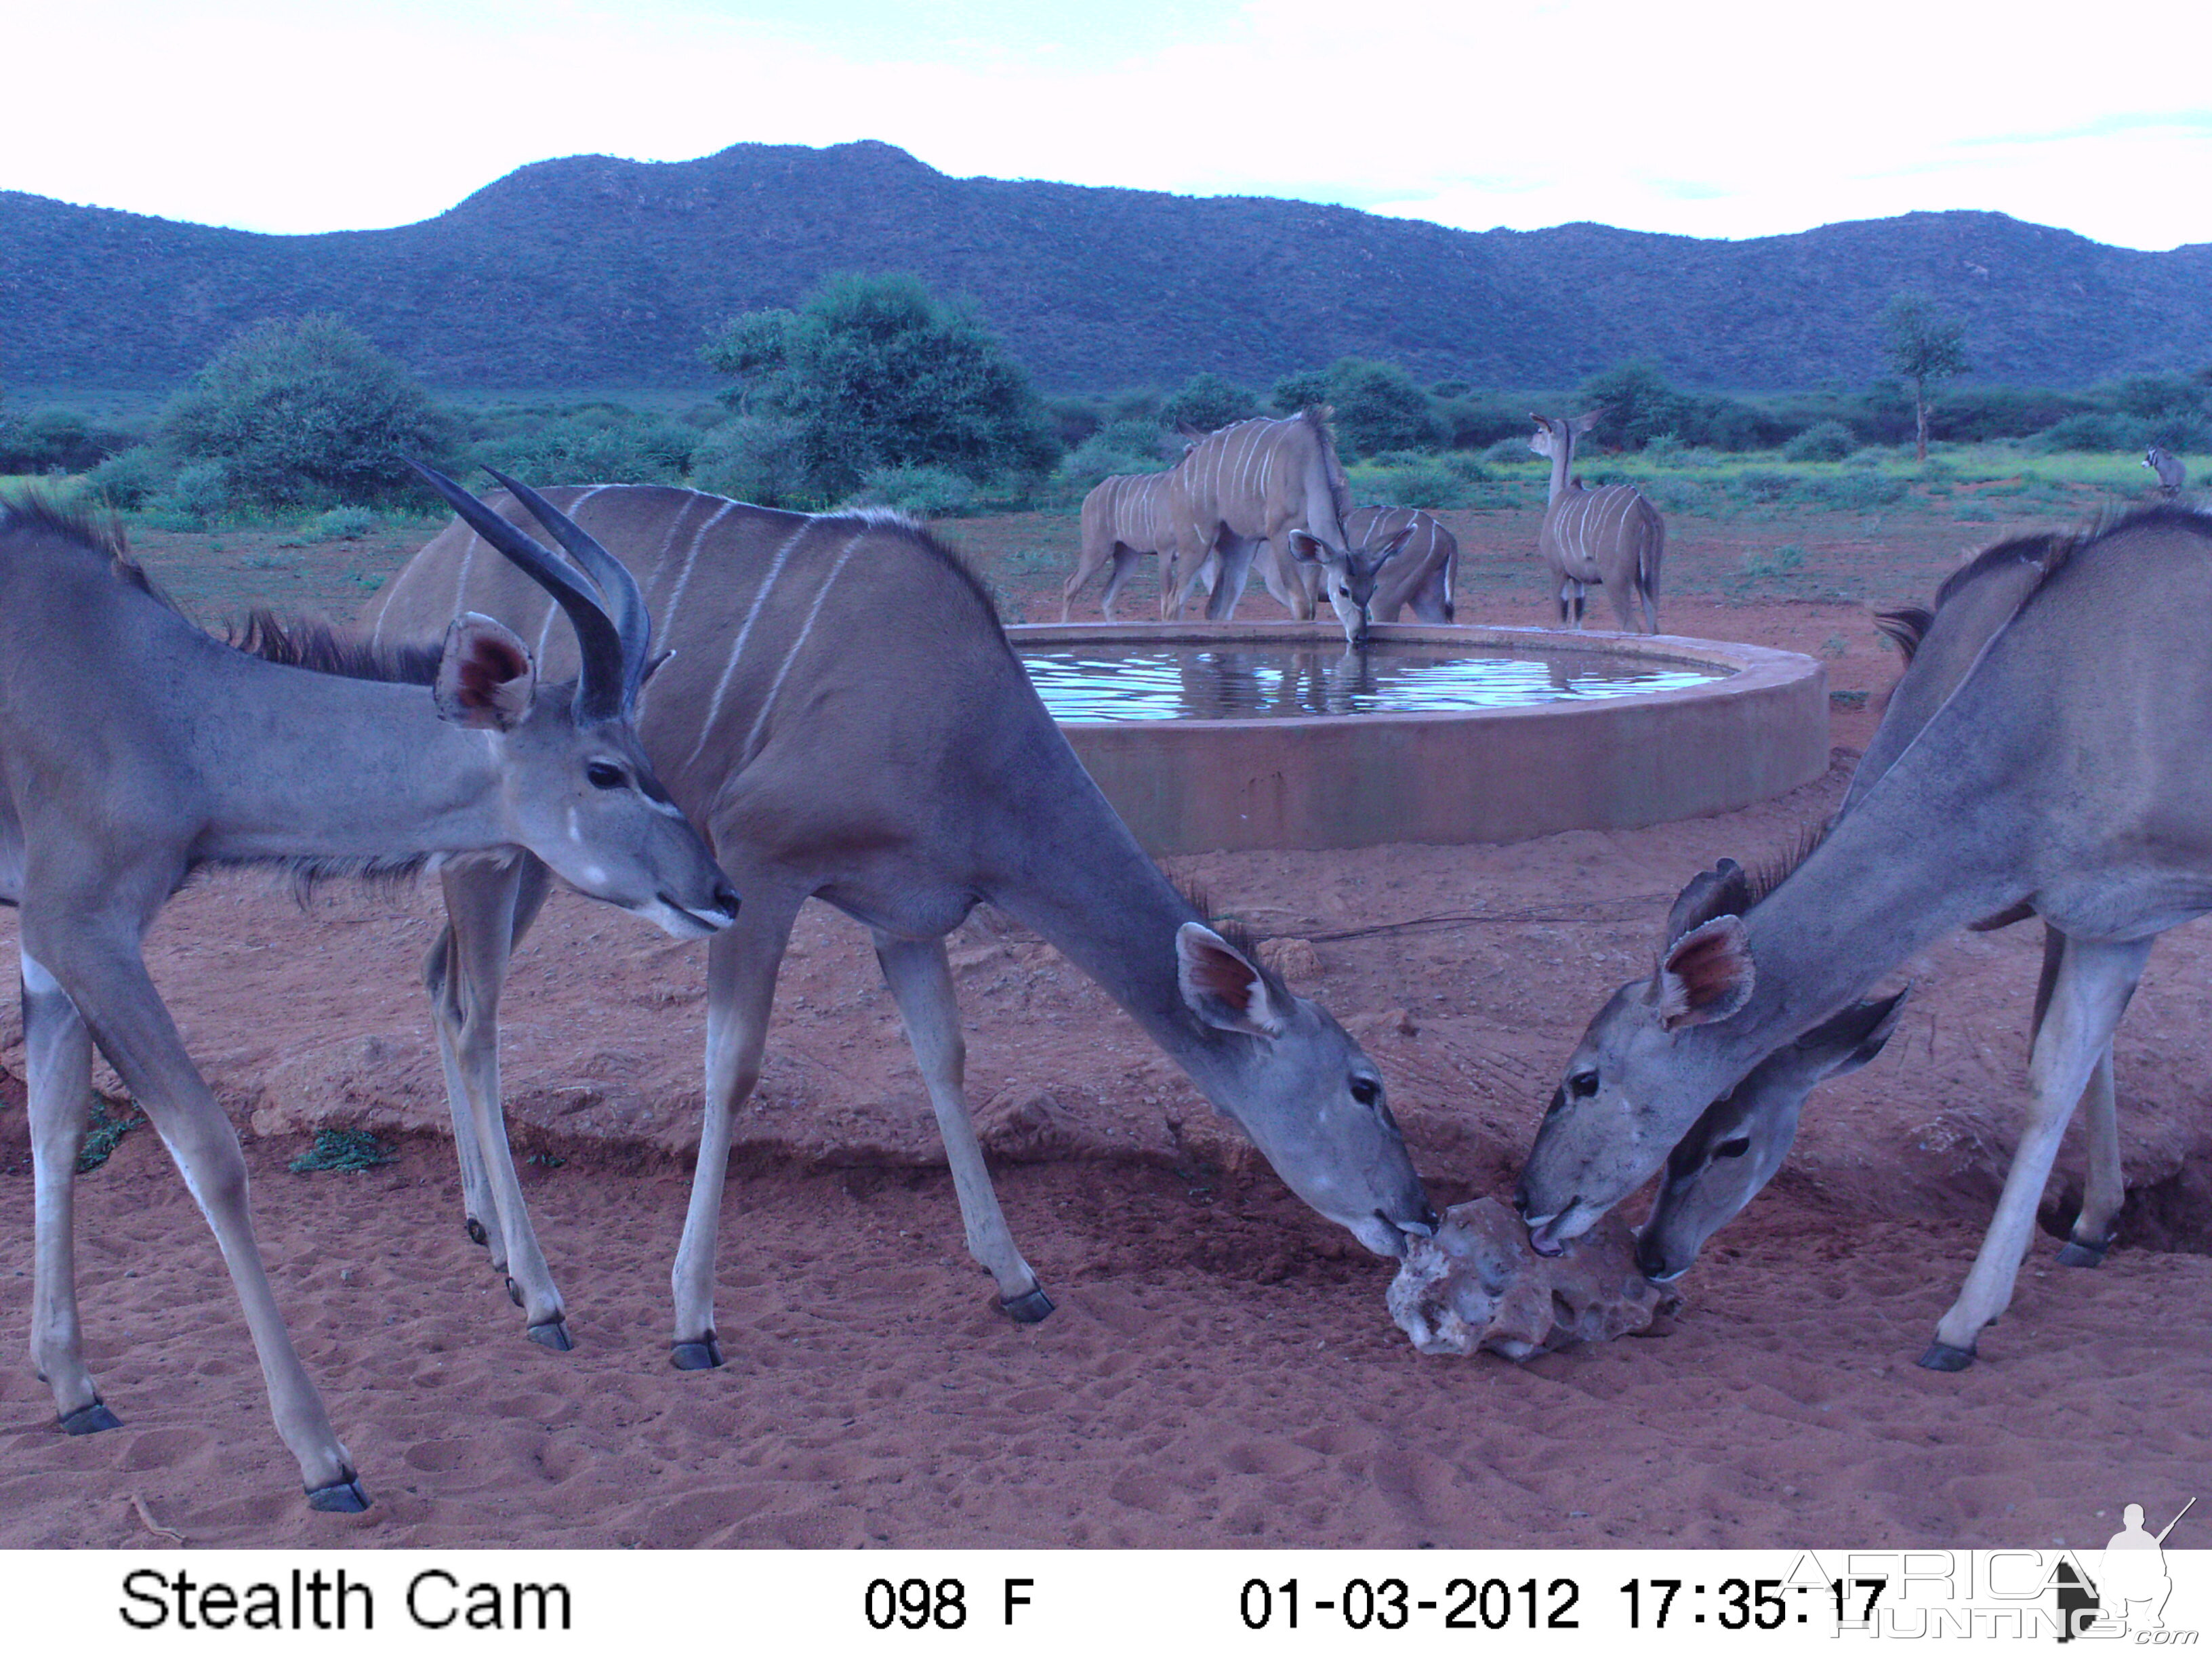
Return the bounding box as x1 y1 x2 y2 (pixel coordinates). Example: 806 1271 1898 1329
1023 642 1724 721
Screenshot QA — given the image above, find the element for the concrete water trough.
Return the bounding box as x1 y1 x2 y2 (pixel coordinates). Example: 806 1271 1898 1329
1010 621 1830 855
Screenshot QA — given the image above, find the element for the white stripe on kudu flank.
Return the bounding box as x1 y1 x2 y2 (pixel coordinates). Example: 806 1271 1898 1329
661 499 737 642
741 530 866 762
688 518 813 769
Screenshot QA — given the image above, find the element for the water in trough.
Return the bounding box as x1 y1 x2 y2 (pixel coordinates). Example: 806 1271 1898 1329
1020 639 1723 722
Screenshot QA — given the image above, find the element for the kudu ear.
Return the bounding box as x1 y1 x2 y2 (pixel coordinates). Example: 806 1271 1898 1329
1665 858 1753 945
434 613 537 731
1176 923 1288 1038
1791 986 1910 1078
1572 409 1605 434
1284 529 1332 567
1370 523 1418 565
1654 915 1754 1031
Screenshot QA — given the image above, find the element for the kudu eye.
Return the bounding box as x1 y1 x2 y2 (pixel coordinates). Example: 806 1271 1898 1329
1349 1076 1381 1107
585 760 628 791
1567 1069 1600 1101
1714 1136 1753 1160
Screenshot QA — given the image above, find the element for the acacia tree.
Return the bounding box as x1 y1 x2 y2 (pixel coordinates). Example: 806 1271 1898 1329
699 273 1058 496
161 314 449 508
1881 293 1969 462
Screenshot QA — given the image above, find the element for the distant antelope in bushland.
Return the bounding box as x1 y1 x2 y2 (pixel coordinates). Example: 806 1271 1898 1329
375 479 1436 1372
6 475 733 1513
1528 411 1664 632
2145 445 2186 498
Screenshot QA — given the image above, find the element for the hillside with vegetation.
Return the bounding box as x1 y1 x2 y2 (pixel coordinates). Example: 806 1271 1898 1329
7 140 2212 394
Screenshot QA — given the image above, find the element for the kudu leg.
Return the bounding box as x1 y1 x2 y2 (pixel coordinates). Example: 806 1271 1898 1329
2057 1043 2124 1266
22 949 112 1433
428 859 571 1349
1203 535 1260 622
28 929 365 1509
872 932 1049 1321
670 882 804 1370
1096 545 1142 623
1923 936 2150 1369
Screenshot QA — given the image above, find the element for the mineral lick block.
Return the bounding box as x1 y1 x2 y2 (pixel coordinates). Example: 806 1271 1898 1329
1387 1196 1673 1360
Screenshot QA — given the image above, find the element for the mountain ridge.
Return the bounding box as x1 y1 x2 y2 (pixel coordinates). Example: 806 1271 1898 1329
6 139 2209 394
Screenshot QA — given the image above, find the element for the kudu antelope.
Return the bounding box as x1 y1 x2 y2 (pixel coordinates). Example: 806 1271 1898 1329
1528 412 1664 632
1263 495 1453 651
1635 581 2139 1291
1165 411 1372 637
373 483 1435 1370
1517 506 2212 1368
4 477 733 1511
1061 468 1178 622
2145 445 2187 498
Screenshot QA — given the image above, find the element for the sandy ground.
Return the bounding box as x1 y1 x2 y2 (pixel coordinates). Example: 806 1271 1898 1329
1 565 2205 1551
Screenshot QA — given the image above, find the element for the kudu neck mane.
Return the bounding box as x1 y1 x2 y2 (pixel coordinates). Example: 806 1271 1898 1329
1 502 450 687
230 609 443 686
1717 505 2212 939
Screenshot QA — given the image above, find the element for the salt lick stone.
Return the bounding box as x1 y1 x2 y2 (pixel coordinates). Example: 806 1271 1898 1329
1388 1197 1671 1360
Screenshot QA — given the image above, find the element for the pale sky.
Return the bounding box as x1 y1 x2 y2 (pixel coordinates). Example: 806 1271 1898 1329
7 0 2211 250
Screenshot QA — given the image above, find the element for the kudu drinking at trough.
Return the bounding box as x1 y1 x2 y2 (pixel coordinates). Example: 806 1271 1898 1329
1528 412 1664 632
3 477 733 1511
1517 506 2212 1368
373 480 1435 1370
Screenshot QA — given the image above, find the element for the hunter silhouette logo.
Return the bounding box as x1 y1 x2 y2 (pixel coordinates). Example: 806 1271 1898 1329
2055 1496 2196 1641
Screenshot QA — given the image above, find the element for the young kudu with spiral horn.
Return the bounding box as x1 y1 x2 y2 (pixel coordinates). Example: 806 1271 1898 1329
5 474 733 1512
374 483 1435 1371
1529 411 1664 632
1518 506 2212 1369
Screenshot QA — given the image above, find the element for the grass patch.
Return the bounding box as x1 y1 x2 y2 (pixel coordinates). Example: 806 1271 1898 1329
77 1094 144 1173
289 1128 398 1174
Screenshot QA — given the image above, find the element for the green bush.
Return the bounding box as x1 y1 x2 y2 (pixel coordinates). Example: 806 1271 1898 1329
1783 420 1858 462
844 464 976 518
476 411 698 487
1352 453 1485 510
0 407 134 474
1483 436 1540 466
145 460 234 529
1159 372 1259 434
310 505 377 541
1321 359 1439 458
2031 412 2152 453
701 272 1059 497
160 315 452 510
1057 419 1176 493
1806 472 1908 510
83 445 175 509
689 413 814 507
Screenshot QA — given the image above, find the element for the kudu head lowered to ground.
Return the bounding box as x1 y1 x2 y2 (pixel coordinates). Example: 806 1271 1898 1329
1633 888 1909 1282
1170 919 1433 1256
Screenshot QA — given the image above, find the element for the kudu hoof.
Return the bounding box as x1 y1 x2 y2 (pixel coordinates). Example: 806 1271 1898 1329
466 1218 489 1248
305 1473 371 1514
1917 1340 1978 1372
2055 1239 2110 1269
998 1285 1056 1324
59 1398 123 1436
527 1318 574 1352
505 1277 524 1308
670 1334 723 1371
